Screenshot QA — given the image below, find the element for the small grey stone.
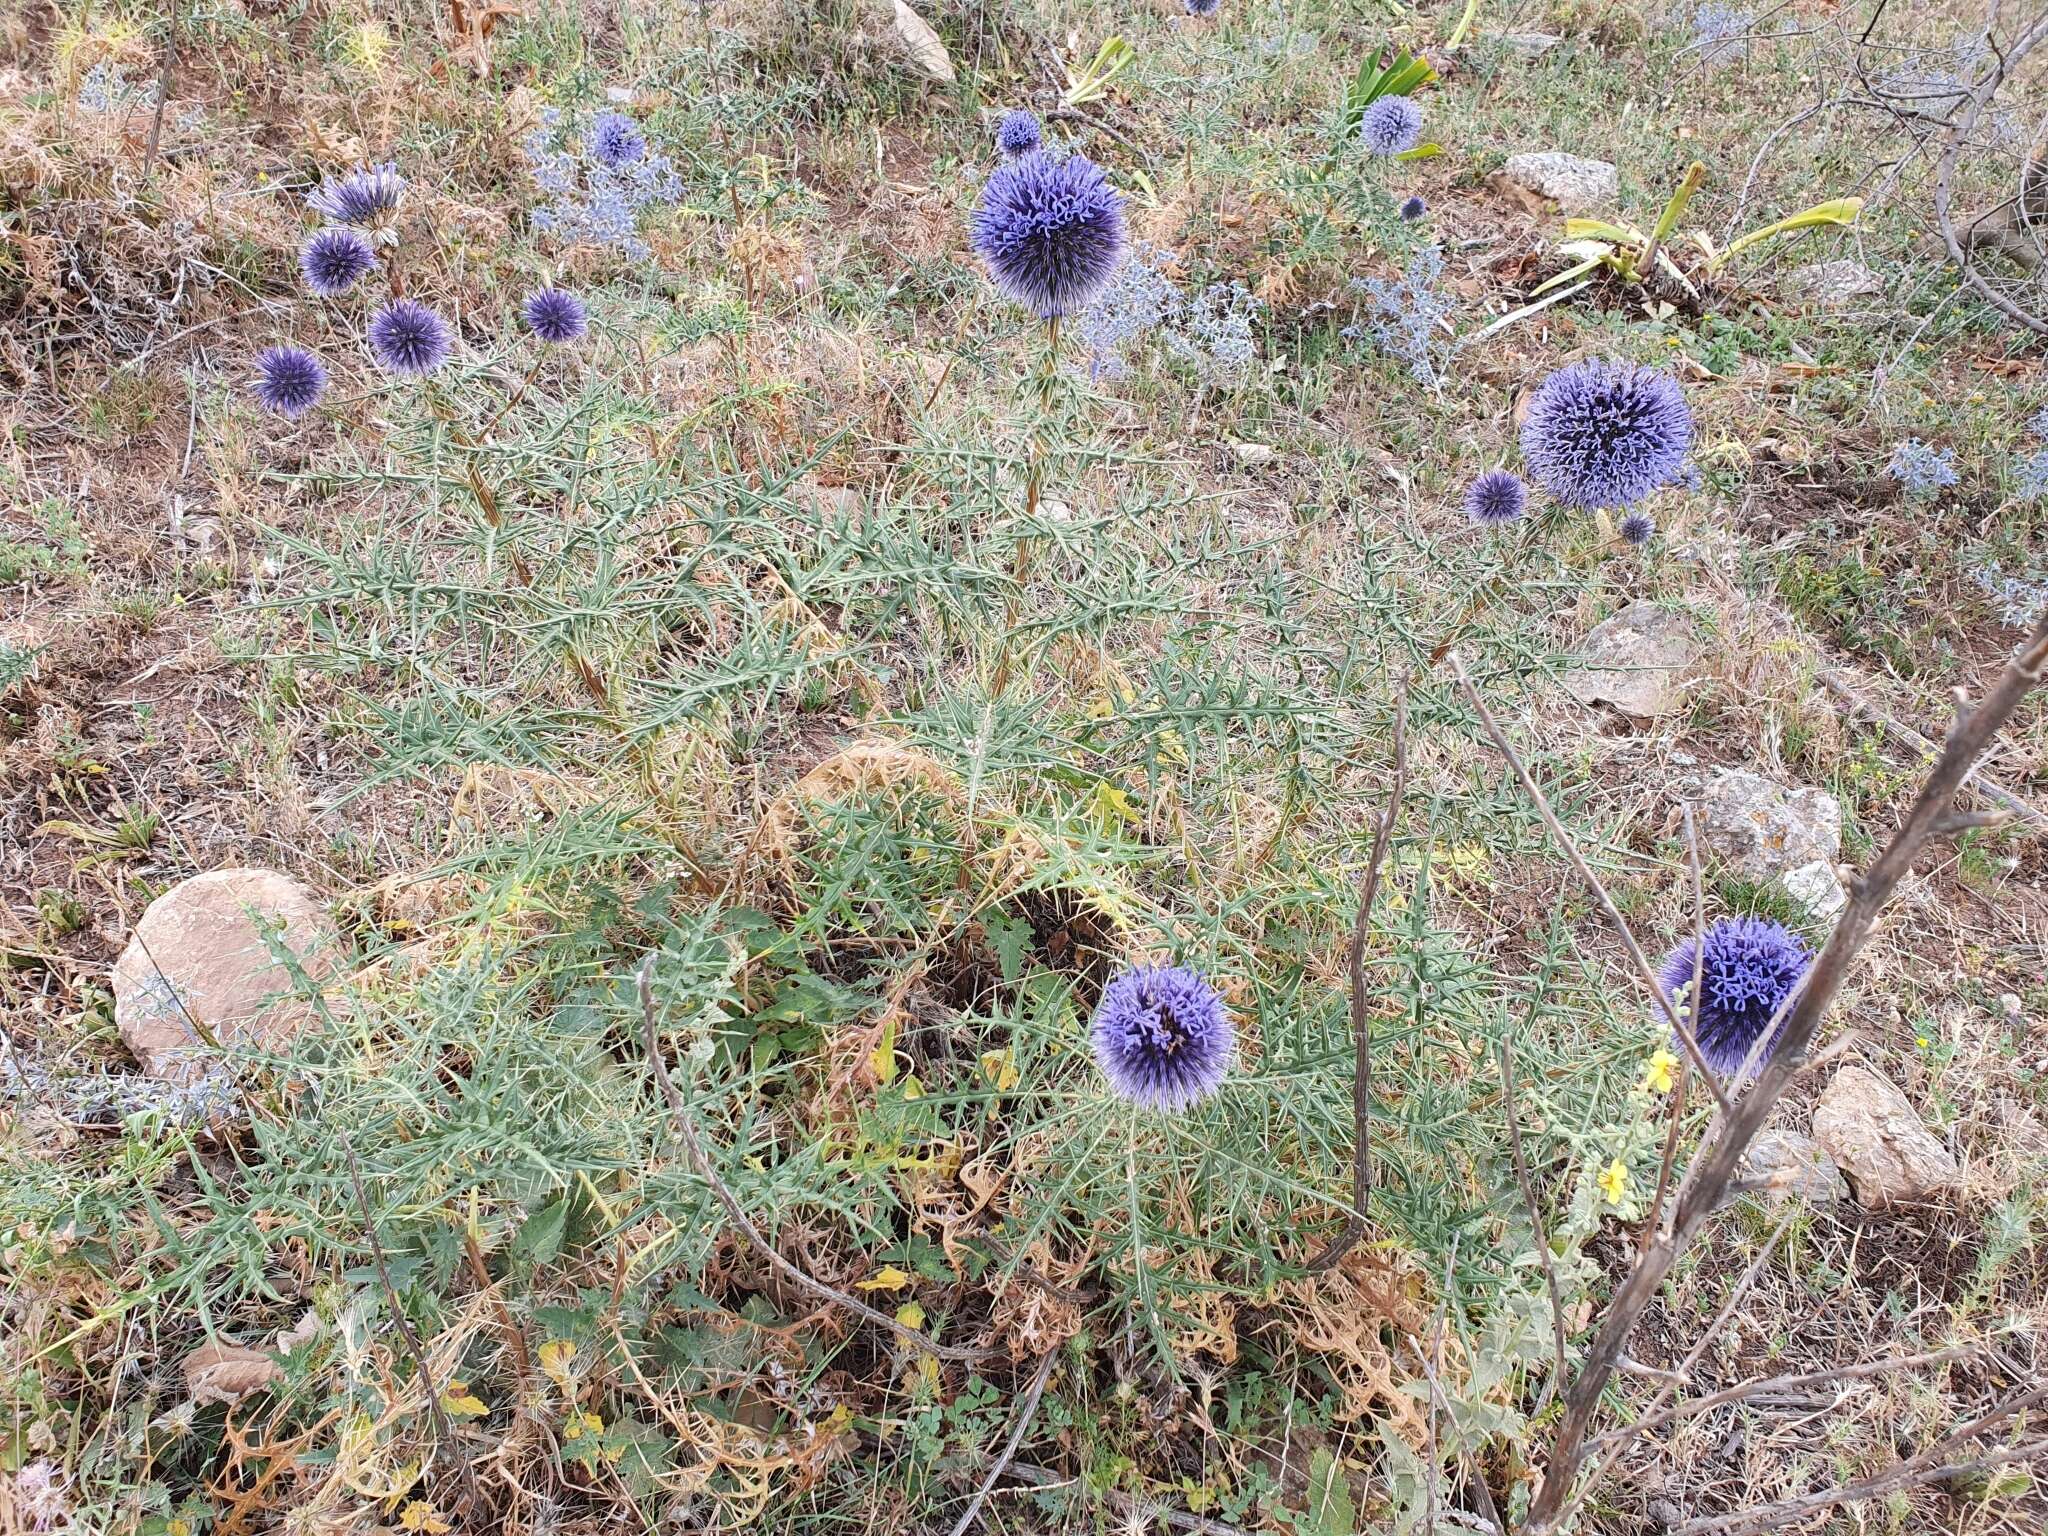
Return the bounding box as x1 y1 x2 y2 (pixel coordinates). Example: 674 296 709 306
1780 260 1883 309
1503 151 1620 213
1811 1066 1959 1208
1738 1129 1847 1203
1562 601 1698 717
1696 769 1845 917
1500 32 1563 57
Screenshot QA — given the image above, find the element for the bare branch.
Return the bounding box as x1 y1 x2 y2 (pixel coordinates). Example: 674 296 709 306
1302 679 1410 1273
946 1347 1060 1536
637 957 990 1363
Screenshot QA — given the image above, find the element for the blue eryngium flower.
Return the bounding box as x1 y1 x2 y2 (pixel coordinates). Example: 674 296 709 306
522 287 588 344
367 299 454 376
972 150 1128 319
299 226 377 296
1658 917 1813 1078
251 345 328 417
1185 0 1222 14
1091 965 1233 1111
589 112 646 169
996 109 1042 158
1619 511 1656 545
1520 359 1693 510
307 162 405 228
1464 469 1529 526
1359 96 1424 156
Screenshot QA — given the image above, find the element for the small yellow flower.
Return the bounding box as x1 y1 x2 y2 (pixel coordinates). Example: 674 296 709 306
1598 1158 1630 1207
1644 1048 1680 1095
1916 1034 1931 1050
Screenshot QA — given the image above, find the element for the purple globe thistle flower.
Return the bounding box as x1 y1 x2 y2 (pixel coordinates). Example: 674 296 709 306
367 299 454 376
1658 917 1813 1079
1520 359 1693 511
996 109 1043 158
1185 0 1222 14
1359 95 1424 157
971 150 1128 319
1399 195 1427 222
522 287 588 344
1464 469 1529 526
1619 511 1656 545
1091 965 1233 1111
251 345 328 418
307 162 406 228
589 111 646 168
299 226 377 296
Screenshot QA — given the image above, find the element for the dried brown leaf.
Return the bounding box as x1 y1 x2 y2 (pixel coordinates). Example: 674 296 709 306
183 1341 283 1405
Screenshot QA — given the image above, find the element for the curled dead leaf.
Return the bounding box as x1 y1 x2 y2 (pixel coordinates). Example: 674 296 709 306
184 1341 283 1405
892 1 955 83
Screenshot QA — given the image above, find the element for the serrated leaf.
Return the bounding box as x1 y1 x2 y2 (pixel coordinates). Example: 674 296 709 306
511 1198 570 1265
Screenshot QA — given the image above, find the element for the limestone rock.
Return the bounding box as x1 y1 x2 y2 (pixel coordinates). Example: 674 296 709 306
112 869 342 1081
1562 601 1698 717
1737 1129 1847 1203
1503 151 1619 213
1696 769 1845 917
1500 32 1564 57
1780 260 1883 309
1811 1066 1959 1208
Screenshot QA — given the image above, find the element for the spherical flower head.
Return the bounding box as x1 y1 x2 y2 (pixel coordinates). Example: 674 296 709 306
1090 964 1233 1111
1185 0 1222 14
367 299 454 377
307 162 405 228
299 226 377 297
589 111 646 168
1520 359 1693 510
1619 511 1656 545
971 149 1128 319
1658 917 1813 1078
1464 469 1528 526
522 286 588 344
996 109 1042 158
1359 95 1424 157
1399 195 1427 222
251 345 328 418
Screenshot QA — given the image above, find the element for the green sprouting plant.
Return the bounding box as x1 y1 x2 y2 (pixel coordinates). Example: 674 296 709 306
1062 35 1135 108
1534 160 1863 296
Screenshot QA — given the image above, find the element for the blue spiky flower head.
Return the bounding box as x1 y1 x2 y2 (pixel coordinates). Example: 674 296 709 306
1658 917 1813 1078
307 162 405 229
1400 195 1427 222
1359 95 1424 156
1520 359 1693 510
996 109 1042 158
1090 964 1233 1111
367 299 454 376
299 226 377 297
251 345 328 418
971 150 1128 319
522 287 588 344
1464 469 1529 526
1185 0 1222 14
1619 511 1656 545
589 111 646 168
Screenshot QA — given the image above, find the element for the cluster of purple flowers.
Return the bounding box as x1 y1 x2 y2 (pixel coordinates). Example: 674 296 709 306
250 154 588 419
971 145 1128 319
1657 917 1813 1078
524 105 682 263
1090 965 1234 1111
1358 95 1424 157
